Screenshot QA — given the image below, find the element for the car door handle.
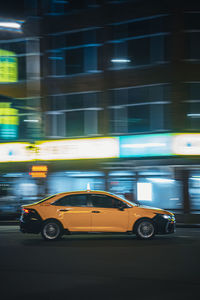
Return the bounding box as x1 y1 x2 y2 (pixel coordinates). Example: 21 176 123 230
92 211 100 213
59 209 69 212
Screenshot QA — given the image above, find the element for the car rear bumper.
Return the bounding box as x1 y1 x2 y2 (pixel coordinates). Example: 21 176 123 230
20 218 42 234
20 212 42 234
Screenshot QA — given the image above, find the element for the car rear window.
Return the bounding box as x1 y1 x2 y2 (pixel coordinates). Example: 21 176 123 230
52 194 87 207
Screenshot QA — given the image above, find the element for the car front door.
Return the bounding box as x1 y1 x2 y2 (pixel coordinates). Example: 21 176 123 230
52 194 92 231
89 194 129 232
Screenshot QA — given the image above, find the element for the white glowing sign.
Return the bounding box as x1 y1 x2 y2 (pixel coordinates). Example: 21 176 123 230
137 182 152 201
37 137 119 161
172 134 200 155
0 143 35 162
1 133 200 163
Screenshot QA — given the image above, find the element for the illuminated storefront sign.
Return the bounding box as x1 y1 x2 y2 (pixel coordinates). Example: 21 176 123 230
29 165 48 178
0 103 19 139
36 137 119 161
1 133 200 163
0 49 18 82
0 143 35 162
172 133 200 155
119 134 172 157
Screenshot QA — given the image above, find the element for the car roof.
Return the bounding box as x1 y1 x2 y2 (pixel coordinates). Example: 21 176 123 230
55 190 112 196
51 190 135 206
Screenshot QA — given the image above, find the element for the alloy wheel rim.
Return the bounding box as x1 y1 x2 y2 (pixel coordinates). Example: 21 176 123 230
43 223 60 239
138 221 154 238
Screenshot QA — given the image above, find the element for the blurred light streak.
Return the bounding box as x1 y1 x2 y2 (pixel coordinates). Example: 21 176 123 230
0 22 21 29
148 178 175 183
172 133 200 155
111 58 131 63
0 143 36 162
36 137 119 160
119 134 172 157
23 119 39 123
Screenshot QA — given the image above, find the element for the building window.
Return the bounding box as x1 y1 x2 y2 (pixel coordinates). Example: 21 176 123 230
186 32 200 60
109 15 170 69
47 29 100 76
189 170 200 213
109 84 171 134
184 12 200 31
186 82 200 129
46 92 100 138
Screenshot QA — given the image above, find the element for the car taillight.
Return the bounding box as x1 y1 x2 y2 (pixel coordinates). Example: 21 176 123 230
22 208 31 214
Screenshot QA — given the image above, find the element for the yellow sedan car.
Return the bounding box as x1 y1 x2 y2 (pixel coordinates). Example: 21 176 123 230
20 190 176 240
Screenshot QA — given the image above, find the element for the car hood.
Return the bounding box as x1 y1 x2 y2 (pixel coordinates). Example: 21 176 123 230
135 204 172 215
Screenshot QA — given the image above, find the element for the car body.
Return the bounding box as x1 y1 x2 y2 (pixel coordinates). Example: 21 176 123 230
20 190 176 240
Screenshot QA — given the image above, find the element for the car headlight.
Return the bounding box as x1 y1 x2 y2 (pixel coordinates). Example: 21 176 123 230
161 214 171 220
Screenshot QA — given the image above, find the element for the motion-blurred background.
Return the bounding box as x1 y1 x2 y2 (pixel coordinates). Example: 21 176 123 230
0 0 200 224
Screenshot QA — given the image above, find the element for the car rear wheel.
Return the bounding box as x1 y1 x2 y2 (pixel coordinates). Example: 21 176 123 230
135 219 155 240
41 220 63 241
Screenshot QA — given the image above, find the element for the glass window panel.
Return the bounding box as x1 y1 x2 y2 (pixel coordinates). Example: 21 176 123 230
66 111 84 136
84 47 97 72
90 194 121 208
128 38 150 65
184 13 200 30
53 194 87 206
189 171 200 212
66 48 83 74
186 32 200 60
186 83 200 129
128 105 150 133
109 85 171 133
84 110 98 135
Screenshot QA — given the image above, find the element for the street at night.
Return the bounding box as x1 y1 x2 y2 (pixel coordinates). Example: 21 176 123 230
1 1 200 299
0 226 200 300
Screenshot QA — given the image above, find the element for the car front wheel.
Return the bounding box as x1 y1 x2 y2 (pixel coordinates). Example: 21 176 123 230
41 220 63 241
135 219 155 240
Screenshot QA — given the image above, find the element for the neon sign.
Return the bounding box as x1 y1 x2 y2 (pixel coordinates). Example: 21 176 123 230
0 49 18 82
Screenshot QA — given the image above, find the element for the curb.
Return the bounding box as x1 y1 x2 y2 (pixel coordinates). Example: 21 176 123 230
176 223 200 228
0 221 19 226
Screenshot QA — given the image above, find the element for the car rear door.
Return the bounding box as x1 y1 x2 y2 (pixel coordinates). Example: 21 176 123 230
52 193 92 231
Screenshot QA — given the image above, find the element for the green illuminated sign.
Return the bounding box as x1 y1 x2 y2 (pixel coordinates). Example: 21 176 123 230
0 103 19 139
0 49 18 82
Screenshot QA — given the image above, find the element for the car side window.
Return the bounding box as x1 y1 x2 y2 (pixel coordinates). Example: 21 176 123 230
52 194 87 207
90 194 124 208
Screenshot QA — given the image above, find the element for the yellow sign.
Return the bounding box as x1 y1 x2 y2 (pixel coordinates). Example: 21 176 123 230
29 165 48 178
31 165 48 172
0 49 18 82
0 103 19 126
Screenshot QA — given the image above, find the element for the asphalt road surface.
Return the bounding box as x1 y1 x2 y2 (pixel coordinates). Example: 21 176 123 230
0 226 200 300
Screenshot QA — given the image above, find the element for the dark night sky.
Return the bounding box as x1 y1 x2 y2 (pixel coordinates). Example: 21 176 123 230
0 1 25 19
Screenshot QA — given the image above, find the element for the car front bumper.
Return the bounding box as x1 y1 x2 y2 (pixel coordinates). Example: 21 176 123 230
153 214 176 234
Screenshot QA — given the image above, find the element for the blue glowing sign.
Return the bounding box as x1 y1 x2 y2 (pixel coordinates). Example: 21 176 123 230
119 134 172 157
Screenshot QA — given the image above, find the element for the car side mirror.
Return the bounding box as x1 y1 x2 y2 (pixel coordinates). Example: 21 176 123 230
118 203 125 211
118 206 124 211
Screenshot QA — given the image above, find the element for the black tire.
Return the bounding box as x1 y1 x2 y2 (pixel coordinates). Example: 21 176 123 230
135 219 155 240
41 220 63 241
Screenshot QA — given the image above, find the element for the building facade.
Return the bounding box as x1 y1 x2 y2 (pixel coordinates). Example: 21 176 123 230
1 0 200 222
